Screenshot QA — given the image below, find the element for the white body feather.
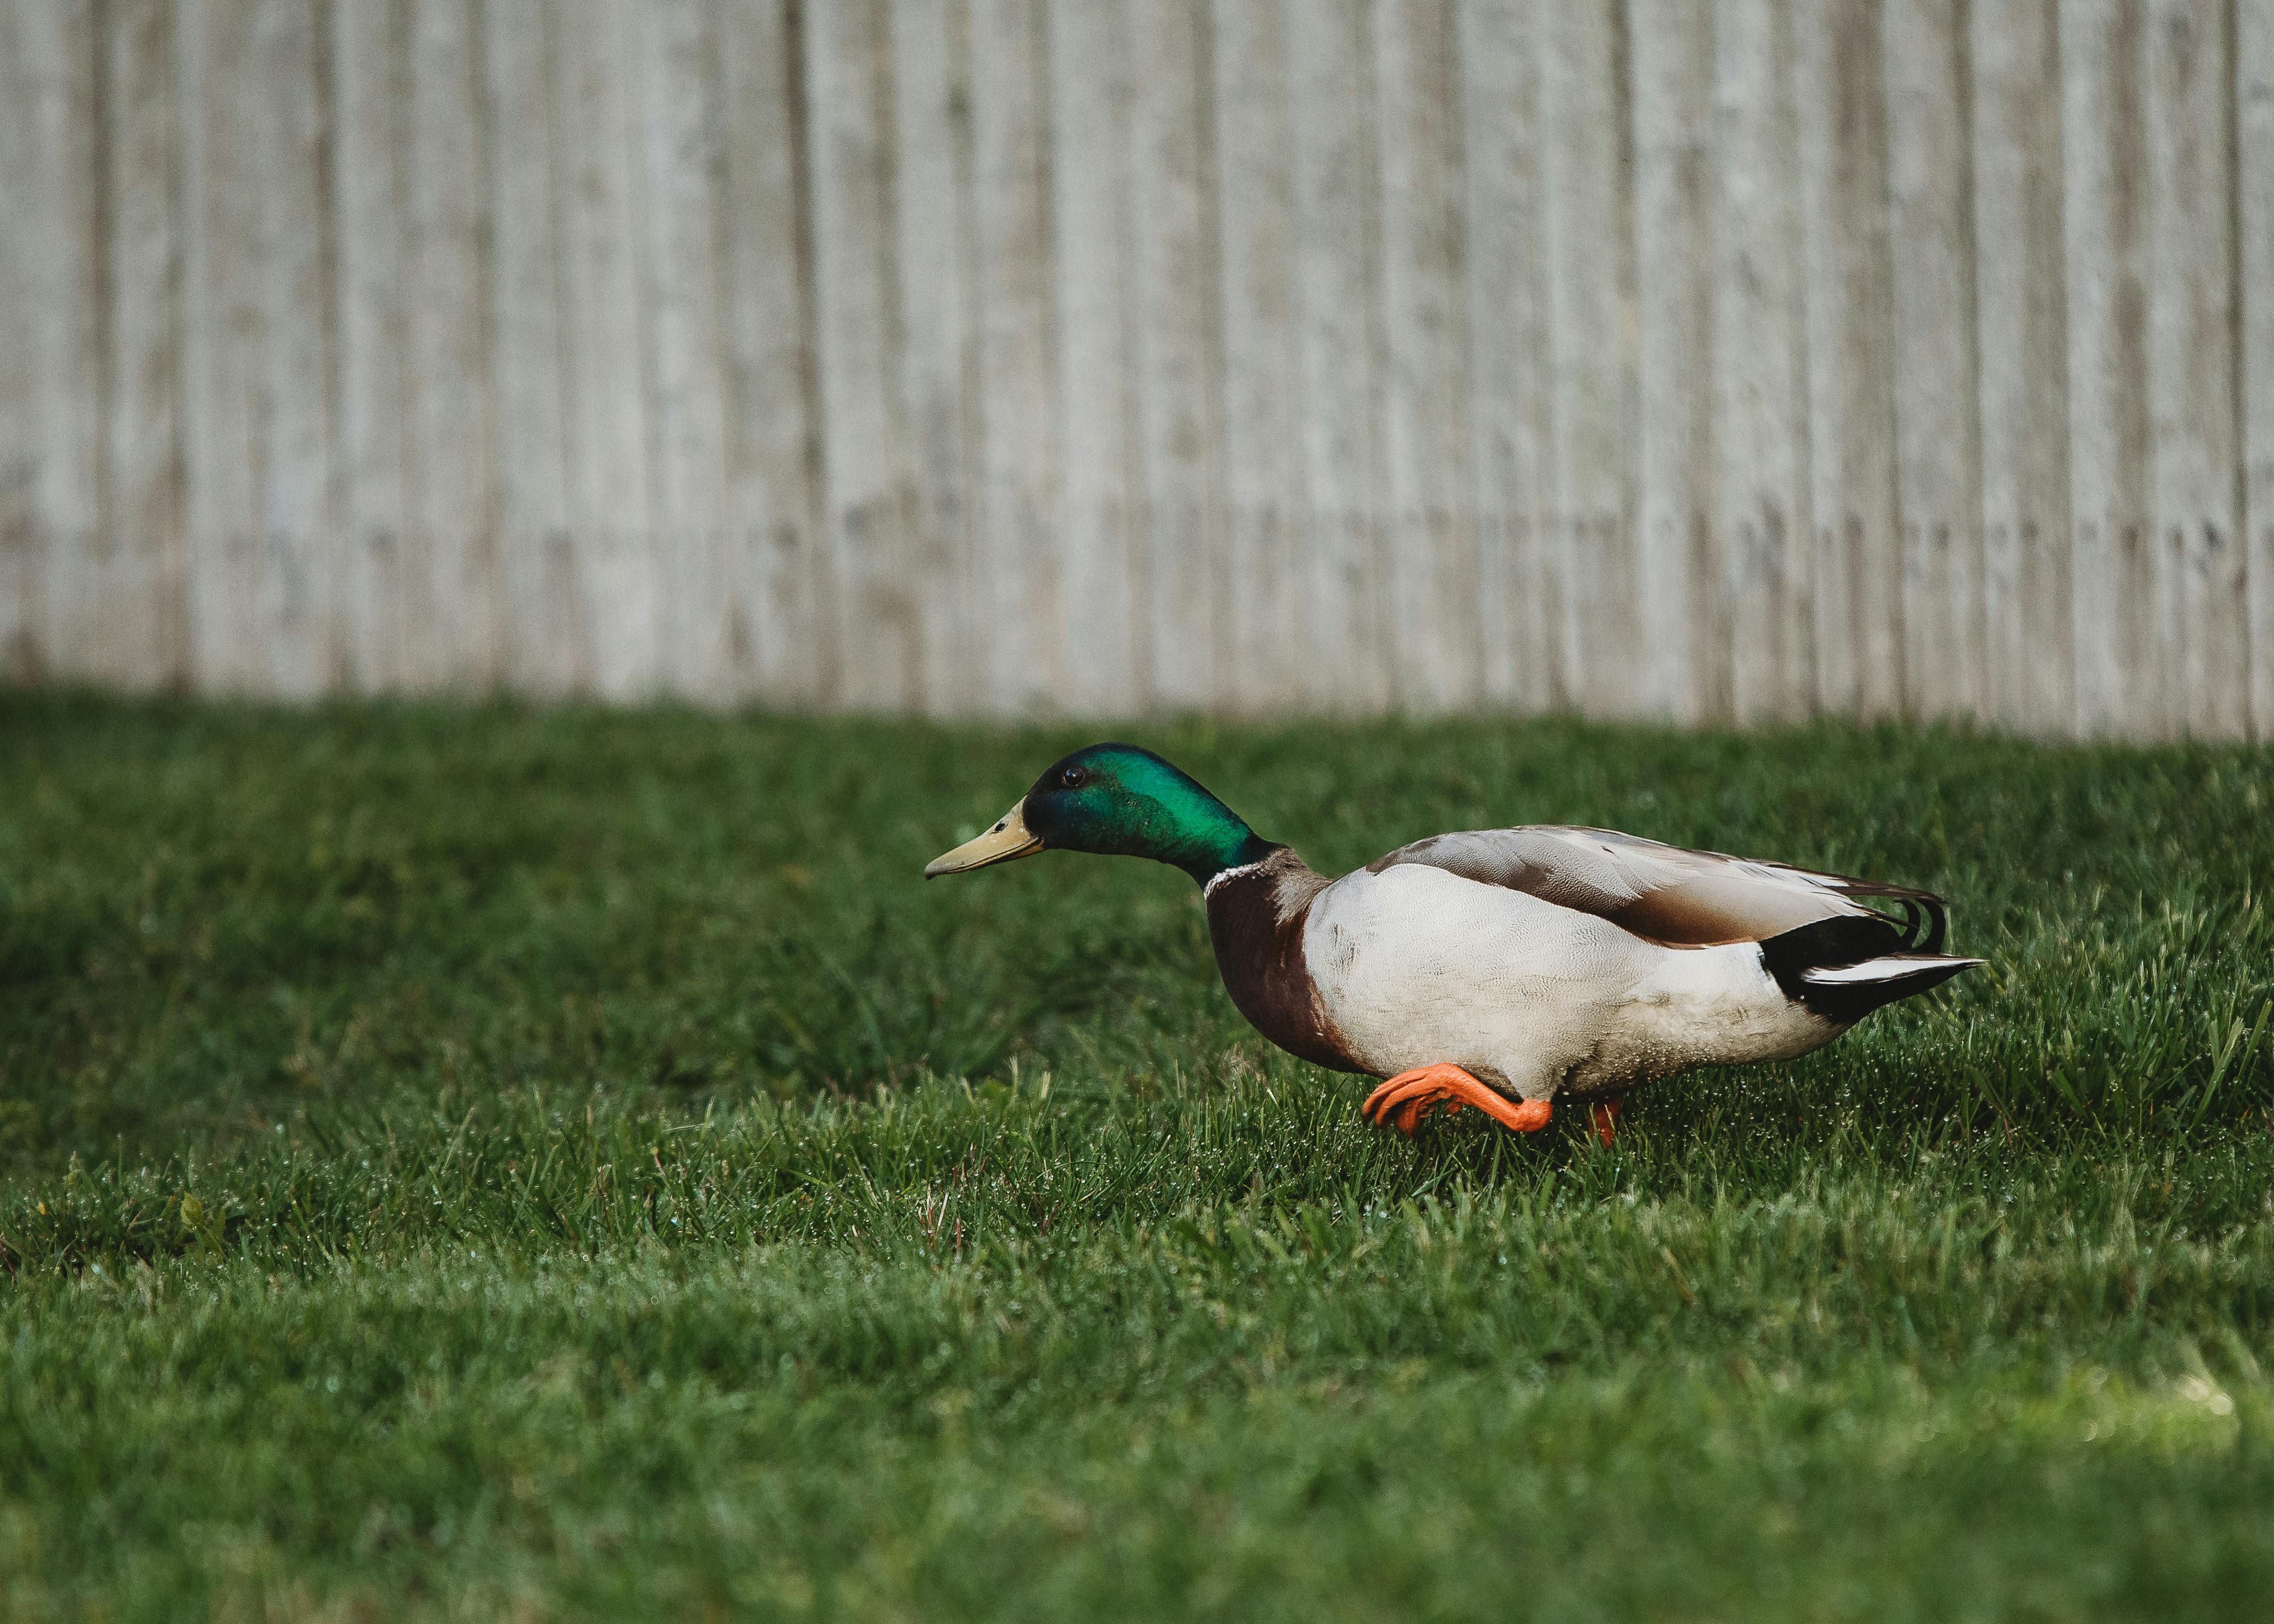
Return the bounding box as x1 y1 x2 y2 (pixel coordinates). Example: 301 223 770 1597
1303 862 1843 1101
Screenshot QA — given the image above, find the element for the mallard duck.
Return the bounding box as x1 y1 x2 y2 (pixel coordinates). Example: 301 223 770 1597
926 744 1979 1143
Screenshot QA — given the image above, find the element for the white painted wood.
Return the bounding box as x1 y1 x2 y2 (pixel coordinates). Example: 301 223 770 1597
484 0 573 696
1455 0 1553 711
102 0 187 691
9 1 101 684
246 0 336 697
966 0 1063 711
1883 0 1984 722
2145 0 2244 737
1628 0 1718 722
174 0 263 691
330 0 409 694
1970 0 2073 732
1538 0 1637 715
2245 0 2274 740
551 0 657 698
887 0 983 712
1287 0 1390 712
1214 0 1305 713
804 0 915 710
6 0 2268 737
719 0 822 706
1046 0 1143 714
0 4 34 681
1713 0 1812 722
1126 0 1220 714
2059 0 2157 736
1793 0 1903 720
404 0 498 691
1372 0 1480 711
633 0 735 702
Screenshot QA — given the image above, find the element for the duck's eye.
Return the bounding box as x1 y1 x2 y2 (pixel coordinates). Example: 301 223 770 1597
1059 766 1086 789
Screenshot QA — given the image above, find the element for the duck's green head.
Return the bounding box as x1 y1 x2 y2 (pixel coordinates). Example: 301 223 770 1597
924 743 1274 885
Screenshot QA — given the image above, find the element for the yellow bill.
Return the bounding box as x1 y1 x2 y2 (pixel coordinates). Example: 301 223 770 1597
924 799 1043 878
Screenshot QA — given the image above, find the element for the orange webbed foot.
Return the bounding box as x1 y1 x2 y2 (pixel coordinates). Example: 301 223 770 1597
1361 1065 1553 1138
1588 1099 1623 1148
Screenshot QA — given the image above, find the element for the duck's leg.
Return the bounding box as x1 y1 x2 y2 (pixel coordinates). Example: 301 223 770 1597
1361 1064 1552 1136
1587 1099 1623 1147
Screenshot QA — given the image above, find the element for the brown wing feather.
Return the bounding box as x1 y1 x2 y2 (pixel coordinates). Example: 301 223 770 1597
1367 826 1947 950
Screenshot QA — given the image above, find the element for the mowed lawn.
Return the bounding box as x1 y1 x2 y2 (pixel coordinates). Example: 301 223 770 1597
2 697 2271 1622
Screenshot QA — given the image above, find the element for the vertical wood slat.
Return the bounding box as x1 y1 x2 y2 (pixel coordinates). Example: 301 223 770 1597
719 0 822 708
1628 0 1719 722
1373 0 1480 711
103 0 187 691
1286 0 1389 712
550 0 656 698
329 0 408 694
1127 0 1221 714
1212 0 1303 714
1713 0 1812 722
887 0 982 714
1883 0 1984 722
484 0 573 695
1970 0 2073 731
2063 0 2157 736
1538 0 1636 714
249 0 335 697
1794 0 1903 719
804 0 914 711
1046 0 1143 715
1457 0 1553 712
2145 0 2245 737
0 7 30 682
176 0 260 689
2246 0 2274 740
969 0 1062 712
637 1 738 702
7 2 101 684
403 0 496 690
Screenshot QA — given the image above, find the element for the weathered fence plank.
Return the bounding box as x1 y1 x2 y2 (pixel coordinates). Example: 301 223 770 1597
1047 0 1144 715
803 0 913 710
2063 0 2158 736
1457 0 1553 711
1628 0 1717 722
887 0 981 713
1883 0 1984 722
1214 0 1304 713
1970 0 2073 732
101 0 186 691
1126 0 1221 714
2145 0 2245 737
1538 0 1635 714
1714 0 1812 722
4 0 2269 735
1287 0 1390 712
2246 0 2274 740
719 0 823 708
1374 0 1480 711
1794 0 1903 719
484 0 573 696
969 0 1063 712
550 0 657 699
404 0 498 691
9 1 102 685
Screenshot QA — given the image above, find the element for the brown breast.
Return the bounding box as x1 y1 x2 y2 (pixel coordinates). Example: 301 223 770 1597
1203 848 1362 1073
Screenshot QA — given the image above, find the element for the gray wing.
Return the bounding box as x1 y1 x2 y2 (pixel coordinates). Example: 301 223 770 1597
1365 825 1948 950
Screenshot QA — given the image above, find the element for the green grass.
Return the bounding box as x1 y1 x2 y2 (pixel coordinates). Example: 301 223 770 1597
2 695 2271 1622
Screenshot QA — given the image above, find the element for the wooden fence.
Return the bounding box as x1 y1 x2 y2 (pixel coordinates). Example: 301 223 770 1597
4 0 2273 736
